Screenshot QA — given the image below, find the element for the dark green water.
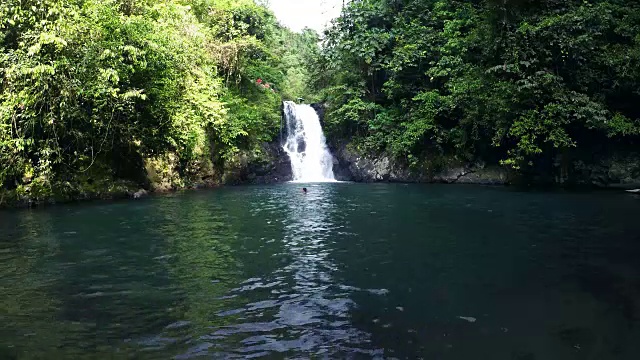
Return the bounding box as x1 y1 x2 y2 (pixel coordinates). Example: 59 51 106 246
1 184 640 359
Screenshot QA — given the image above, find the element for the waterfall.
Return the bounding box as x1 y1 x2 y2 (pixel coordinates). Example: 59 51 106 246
282 101 336 182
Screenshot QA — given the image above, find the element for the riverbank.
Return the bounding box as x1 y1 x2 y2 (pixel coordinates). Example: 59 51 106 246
328 141 640 189
0 142 293 209
3 140 640 209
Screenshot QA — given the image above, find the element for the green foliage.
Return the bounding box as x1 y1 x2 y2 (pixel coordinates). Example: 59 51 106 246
321 0 640 170
275 28 323 102
0 0 302 197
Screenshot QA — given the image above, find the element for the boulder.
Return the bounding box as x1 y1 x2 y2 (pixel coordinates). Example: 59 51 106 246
132 189 148 199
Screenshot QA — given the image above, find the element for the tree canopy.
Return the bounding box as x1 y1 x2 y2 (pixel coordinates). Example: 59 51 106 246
2 0 639 203
0 0 319 202
319 0 640 174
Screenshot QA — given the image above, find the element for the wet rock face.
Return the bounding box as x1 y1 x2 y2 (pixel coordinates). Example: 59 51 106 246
330 141 640 188
573 153 640 189
431 165 511 185
248 142 293 184
334 152 412 182
225 142 293 185
330 144 510 185
310 103 326 128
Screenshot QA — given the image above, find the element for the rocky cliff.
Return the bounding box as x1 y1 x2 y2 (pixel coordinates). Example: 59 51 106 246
331 144 512 185
329 142 640 188
222 142 292 185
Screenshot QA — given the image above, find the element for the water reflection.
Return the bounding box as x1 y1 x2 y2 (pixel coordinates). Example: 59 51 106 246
130 193 247 356
2 186 640 359
0 205 175 358
206 185 381 357
0 211 66 359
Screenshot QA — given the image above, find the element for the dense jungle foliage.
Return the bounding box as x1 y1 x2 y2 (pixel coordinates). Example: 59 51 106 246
0 0 319 203
319 0 640 174
3 0 640 205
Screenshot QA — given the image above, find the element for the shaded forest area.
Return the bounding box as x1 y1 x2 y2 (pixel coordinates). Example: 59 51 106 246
317 0 640 183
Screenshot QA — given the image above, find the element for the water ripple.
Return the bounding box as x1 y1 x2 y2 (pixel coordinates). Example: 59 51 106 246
183 185 383 357
3 184 640 359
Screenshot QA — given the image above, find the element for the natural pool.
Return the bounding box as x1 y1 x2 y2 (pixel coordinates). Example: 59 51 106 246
1 183 639 359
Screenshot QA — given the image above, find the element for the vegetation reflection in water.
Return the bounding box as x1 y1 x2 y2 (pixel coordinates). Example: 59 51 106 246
1 184 640 359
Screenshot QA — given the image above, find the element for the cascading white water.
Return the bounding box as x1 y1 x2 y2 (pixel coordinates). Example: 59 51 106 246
282 101 336 182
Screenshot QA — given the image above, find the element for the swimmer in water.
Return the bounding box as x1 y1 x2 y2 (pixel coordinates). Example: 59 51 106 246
302 187 308 194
